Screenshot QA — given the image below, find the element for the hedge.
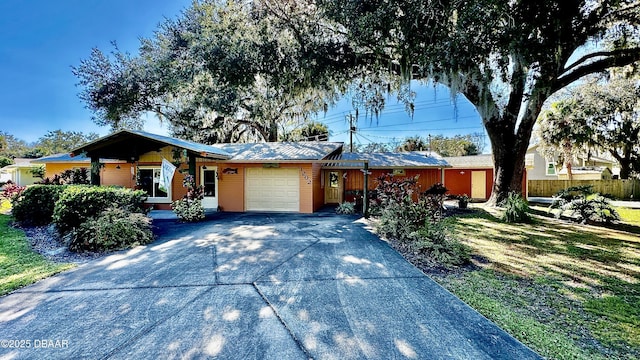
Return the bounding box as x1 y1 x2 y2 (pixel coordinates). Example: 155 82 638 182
11 185 67 225
52 186 147 234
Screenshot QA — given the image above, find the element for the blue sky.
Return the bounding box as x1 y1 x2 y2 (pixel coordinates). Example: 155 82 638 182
0 1 487 151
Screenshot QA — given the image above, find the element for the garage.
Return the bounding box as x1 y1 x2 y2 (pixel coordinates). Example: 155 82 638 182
245 167 300 212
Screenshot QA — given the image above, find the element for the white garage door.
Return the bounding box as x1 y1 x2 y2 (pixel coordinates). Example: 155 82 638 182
245 168 300 212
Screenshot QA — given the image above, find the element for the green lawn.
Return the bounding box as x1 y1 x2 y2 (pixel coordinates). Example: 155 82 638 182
431 209 640 360
0 199 10 214
618 207 640 226
0 214 74 296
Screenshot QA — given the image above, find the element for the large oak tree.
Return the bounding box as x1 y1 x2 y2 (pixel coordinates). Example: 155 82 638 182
75 0 640 203
293 0 640 204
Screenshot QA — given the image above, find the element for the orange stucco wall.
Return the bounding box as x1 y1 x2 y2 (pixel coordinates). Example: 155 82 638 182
44 154 324 213
195 161 320 213
44 163 88 179
44 162 132 188
100 163 135 187
312 163 324 211
216 164 245 212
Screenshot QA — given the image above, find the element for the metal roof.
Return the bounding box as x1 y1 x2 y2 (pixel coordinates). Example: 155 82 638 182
443 154 494 168
325 151 450 169
66 130 341 162
1 158 37 169
213 142 343 161
32 153 124 164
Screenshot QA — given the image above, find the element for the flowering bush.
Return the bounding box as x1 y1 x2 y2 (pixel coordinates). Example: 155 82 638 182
1 182 26 203
171 175 205 222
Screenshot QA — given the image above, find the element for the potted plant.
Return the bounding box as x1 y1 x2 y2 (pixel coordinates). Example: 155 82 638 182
458 194 469 209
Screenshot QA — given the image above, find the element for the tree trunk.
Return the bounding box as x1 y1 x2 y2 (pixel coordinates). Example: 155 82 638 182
485 117 531 206
619 158 631 180
267 119 278 142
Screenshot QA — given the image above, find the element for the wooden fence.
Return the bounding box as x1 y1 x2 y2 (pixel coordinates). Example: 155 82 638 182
528 179 640 199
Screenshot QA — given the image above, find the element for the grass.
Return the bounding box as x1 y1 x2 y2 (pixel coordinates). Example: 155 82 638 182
0 199 10 214
430 208 640 360
618 207 640 226
0 214 74 296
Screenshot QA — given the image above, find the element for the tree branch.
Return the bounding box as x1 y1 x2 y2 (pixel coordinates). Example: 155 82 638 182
563 48 640 75
553 48 640 93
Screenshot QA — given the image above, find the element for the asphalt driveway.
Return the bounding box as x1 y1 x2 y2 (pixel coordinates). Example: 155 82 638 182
0 212 540 359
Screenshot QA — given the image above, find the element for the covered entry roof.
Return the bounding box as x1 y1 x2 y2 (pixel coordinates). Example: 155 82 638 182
71 130 232 161
69 130 342 162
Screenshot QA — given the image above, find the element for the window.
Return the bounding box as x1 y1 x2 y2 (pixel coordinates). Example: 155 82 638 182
546 161 556 175
138 168 169 201
203 170 216 197
329 171 339 188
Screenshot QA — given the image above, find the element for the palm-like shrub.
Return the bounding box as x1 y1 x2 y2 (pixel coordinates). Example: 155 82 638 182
501 192 531 223
550 186 619 224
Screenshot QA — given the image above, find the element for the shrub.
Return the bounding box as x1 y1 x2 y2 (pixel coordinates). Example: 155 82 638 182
11 185 66 225
369 174 421 215
501 192 531 223
409 220 470 267
53 186 147 234
335 201 356 215
423 183 448 220
69 208 153 251
39 168 90 185
550 186 619 224
171 175 205 222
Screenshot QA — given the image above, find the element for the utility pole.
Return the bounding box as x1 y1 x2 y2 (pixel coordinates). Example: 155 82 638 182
349 114 356 152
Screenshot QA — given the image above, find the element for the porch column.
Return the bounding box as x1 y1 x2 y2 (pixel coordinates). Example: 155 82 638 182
188 154 196 176
363 161 369 218
90 156 100 186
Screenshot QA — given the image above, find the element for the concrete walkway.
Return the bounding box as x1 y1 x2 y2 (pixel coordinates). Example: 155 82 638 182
0 212 540 359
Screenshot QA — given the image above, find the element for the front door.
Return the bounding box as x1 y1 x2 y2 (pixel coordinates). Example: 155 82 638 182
471 171 486 200
324 171 343 204
201 167 218 210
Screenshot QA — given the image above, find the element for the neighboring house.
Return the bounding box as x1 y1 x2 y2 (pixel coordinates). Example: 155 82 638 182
0 158 41 186
557 166 613 180
443 154 495 200
38 130 451 213
525 144 618 180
